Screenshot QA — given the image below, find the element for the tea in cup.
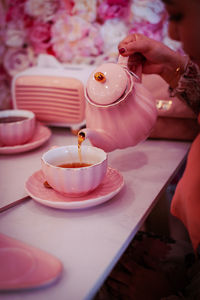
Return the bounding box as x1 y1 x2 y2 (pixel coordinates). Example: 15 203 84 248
41 145 108 196
0 109 36 146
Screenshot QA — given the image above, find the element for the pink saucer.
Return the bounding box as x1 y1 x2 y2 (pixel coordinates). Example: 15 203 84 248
0 122 51 154
25 167 124 210
0 233 62 291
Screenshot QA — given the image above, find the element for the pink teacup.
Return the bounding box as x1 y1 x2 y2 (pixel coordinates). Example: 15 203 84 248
41 145 108 197
0 109 36 146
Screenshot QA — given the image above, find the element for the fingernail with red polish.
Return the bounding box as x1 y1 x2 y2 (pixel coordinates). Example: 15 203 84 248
119 48 126 54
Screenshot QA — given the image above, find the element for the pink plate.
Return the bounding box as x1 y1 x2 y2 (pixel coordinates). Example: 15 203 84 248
0 122 51 154
25 167 124 210
0 233 62 291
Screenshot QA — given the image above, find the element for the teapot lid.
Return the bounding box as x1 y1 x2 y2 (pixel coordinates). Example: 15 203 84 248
86 63 128 105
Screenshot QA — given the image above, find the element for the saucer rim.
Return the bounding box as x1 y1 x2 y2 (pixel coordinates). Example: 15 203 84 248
25 167 124 210
0 122 51 154
0 233 63 291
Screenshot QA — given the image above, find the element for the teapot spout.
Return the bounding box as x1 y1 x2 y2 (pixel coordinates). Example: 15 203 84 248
78 128 117 152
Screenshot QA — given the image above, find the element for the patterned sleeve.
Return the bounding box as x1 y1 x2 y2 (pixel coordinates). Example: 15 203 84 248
169 59 200 115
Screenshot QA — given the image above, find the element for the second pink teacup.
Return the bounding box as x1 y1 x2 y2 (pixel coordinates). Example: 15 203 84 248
0 109 36 146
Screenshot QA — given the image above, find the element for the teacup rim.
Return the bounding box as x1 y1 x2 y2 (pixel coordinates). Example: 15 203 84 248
41 145 107 169
0 109 35 122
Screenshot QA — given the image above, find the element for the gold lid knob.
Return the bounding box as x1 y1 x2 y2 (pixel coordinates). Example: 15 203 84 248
94 72 106 83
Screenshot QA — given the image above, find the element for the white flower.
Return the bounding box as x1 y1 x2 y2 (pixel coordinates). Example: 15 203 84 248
72 0 97 22
3 47 36 77
53 42 74 62
130 0 165 24
25 0 58 21
5 25 26 48
100 19 128 58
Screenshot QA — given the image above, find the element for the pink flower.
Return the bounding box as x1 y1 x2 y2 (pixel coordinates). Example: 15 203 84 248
0 33 6 63
107 0 129 5
77 26 104 57
0 1 6 28
28 21 51 53
3 47 36 77
52 42 74 62
6 3 26 23
0 81 11 110
129 20 164 41
97 0 130 21
0 66 12 109
0 65 8 82
51 13 104 63
60 0 97 22
70 0 97 22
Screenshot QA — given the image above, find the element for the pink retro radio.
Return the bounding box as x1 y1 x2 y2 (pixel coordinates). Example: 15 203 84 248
11 55 95 131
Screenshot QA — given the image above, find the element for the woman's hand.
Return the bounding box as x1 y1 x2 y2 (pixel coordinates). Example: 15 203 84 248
118 33 187 88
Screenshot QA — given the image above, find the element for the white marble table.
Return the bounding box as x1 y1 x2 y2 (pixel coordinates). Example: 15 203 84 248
0 127 190 300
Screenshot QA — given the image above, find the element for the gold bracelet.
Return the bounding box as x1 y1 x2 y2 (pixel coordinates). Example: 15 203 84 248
170 56 190 88
175 66 181 77
169 65 183 88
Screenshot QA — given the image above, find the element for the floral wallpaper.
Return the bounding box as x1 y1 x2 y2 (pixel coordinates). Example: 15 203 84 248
0 0 182 110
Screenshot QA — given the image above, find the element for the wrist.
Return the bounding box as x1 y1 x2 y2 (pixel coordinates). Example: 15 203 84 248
161 54 188 88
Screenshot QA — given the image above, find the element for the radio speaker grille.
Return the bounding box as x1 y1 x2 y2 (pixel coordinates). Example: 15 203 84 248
14 76 85 125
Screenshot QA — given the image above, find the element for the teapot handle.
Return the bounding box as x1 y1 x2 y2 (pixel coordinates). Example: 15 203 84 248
118 55 142 83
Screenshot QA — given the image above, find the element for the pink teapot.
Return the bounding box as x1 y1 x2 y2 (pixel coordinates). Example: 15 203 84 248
79 55 157 152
